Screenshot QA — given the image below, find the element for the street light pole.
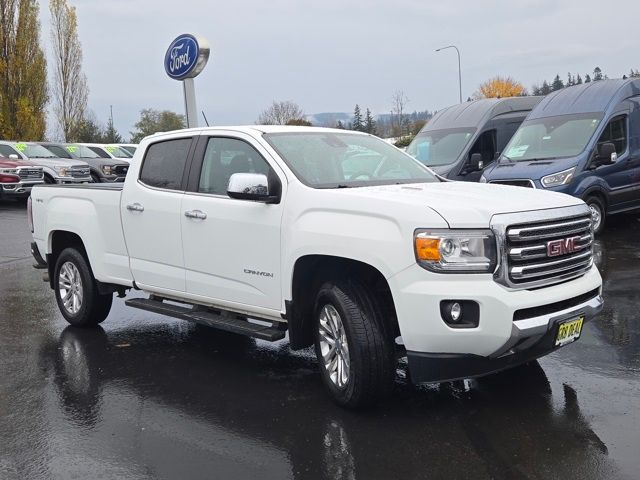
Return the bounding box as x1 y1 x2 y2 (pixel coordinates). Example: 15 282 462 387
435 45 462 103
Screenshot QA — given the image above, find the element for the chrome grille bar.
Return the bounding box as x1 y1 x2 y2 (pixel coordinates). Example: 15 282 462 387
491 205 594 289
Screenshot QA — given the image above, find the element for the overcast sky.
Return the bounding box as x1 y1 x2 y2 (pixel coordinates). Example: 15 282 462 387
40 0 640 140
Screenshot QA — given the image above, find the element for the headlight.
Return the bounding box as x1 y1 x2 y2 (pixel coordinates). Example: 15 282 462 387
0 168 18 175
541 167 575 188
479 175 487 183
414 229 497 273
101 165 114 175
53 166 70 177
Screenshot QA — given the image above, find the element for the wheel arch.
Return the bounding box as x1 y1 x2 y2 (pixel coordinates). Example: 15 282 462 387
47 230 87 289
286 254 399 350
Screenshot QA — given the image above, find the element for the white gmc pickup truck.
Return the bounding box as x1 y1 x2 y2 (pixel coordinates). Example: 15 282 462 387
29 126 603 407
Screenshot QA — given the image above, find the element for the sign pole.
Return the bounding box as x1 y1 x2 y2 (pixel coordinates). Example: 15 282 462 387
183 78 198 128
165 33 210 129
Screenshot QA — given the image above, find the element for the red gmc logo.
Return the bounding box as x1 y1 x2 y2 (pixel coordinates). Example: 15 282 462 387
547 236 582 257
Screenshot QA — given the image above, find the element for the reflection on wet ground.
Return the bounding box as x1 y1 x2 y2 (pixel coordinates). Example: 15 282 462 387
1 202 639 479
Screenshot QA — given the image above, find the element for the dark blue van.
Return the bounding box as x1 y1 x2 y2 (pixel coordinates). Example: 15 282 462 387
406 96 541 182
482 78 640 233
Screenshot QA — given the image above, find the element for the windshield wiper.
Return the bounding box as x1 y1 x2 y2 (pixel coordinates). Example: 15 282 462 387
336 184 351 188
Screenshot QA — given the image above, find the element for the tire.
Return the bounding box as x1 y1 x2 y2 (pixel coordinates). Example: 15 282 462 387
54 247 112 326
313 280 395 408
585 196 606 235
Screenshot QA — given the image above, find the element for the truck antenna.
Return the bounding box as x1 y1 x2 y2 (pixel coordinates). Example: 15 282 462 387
202 111 210 127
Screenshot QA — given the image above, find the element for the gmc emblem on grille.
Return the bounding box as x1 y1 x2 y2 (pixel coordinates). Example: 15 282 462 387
547 236 581 257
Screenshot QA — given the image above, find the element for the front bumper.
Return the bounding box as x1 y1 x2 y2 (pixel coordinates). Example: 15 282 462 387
406 290 602 383
1 181 42 198
57 177 91 184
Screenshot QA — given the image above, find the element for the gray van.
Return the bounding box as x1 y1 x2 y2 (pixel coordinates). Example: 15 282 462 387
406 97 542 181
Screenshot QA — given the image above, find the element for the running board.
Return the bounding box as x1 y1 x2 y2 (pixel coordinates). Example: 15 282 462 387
125 297 287 341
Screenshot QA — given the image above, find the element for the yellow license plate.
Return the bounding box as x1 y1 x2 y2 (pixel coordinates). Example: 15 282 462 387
555 316 584 346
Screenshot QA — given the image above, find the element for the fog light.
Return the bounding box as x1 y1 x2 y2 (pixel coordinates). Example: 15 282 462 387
440 300 480 328
450 302 462 322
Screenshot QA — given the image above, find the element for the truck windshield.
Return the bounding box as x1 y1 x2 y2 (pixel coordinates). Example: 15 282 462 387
503 113 603 162
406 128 476 166
104 145 133 158
66 145 102 159
20 143 57 158
264 132 438 188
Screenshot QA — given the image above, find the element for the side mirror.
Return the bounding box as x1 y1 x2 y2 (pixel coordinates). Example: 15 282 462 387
8 154 19 160
468 153 484 172
227 173 280 203
596 142 617 165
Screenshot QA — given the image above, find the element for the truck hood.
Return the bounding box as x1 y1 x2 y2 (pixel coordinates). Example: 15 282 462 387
484 156 579 182
24 157 89 168
0 159 39 168
334 181 583 228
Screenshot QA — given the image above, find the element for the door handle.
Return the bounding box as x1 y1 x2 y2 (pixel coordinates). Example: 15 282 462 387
184 210 207 220
126 203 144 212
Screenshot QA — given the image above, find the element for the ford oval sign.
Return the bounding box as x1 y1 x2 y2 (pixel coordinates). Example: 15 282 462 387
164 34 210 80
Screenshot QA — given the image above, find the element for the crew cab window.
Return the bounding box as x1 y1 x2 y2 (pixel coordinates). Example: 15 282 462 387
139 138 192 190
198 138 271 195
0 145 20 158
597 115 627 155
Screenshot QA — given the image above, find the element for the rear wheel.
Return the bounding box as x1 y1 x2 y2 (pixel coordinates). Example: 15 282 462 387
313 280 395 408
54 247 112 326
585 196 605 235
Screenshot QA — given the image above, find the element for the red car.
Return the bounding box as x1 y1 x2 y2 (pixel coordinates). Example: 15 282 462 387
0 156 44 201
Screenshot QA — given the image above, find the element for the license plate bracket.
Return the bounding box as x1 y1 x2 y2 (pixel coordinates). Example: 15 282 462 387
555 315 584 347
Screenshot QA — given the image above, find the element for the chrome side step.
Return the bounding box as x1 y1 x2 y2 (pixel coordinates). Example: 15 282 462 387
126 297 287 341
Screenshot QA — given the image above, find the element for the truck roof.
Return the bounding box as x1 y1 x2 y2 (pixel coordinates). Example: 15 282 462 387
528 78 640 120
423 97 542 131
146 125 367 140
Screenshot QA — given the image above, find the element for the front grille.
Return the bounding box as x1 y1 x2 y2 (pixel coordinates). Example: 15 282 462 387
489 179 535 188
505 213 593 287
70 167 90 178
113 165 129 176
17 168 43 180
513 288 600 321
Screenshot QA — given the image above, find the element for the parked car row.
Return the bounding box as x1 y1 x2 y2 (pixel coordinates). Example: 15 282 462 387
0 142 138 200
407 77 640 234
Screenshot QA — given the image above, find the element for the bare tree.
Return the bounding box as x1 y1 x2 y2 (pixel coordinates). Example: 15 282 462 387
390 90 409 137
257 100 305 125
50 0 88 141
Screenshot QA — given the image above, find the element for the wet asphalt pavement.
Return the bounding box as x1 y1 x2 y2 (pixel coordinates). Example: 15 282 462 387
0 200 639 480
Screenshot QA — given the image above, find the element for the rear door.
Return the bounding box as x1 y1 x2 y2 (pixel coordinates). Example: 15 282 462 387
181 132 286 311
121 136 194 292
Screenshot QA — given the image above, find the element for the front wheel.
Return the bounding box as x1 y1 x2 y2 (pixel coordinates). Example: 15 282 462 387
314 280 395 408
54 248 112 326
585 196 606 235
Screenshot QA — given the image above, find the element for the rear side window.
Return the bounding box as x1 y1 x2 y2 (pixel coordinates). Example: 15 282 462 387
597 115 627 155
140 138 192 190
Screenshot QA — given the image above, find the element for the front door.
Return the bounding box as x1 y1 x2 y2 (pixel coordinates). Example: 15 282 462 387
181 133 285 312
121 136 194 292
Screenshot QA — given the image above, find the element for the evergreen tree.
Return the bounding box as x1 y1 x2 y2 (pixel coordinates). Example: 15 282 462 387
540 80 552 95
576 74 583 84
335 120 345 129
104 116 123 143
584 74 591 83
352 104 363 131
364 108 376 135
630 69 640 78
566 73 575 87
551 74 564 91
593 67 604 81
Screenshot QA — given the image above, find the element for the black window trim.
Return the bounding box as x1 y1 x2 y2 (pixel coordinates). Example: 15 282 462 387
185 134 281 198
138 136 196 192
596 113 628 157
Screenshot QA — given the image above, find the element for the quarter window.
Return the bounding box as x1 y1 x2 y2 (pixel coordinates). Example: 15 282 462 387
198 138 271 195
597 116 627 155
139 138 192 190
0 145 20 158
